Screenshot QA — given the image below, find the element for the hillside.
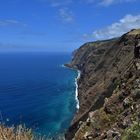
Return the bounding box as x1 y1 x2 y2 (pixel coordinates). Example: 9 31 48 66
65 29 140 140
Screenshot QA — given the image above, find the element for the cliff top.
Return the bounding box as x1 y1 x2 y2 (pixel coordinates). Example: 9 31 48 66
127 28 140 35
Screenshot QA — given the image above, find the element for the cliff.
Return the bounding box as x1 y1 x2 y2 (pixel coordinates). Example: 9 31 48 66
65 29 140 140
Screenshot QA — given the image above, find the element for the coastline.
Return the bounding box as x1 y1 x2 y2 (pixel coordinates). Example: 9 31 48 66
75 70 80 109
62 64 80 110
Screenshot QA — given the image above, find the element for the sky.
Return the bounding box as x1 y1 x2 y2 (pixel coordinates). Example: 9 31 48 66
0 0 140 52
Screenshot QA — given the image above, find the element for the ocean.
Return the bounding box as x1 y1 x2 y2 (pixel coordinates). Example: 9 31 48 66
0 52 77 136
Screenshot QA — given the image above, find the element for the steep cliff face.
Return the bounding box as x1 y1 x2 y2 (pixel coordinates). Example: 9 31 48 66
65 29 140 140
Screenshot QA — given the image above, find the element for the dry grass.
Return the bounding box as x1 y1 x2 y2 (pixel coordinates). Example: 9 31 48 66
128 29 140 35
0 124 50 140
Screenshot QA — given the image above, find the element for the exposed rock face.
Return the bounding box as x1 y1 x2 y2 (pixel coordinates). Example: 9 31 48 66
65 29 140 140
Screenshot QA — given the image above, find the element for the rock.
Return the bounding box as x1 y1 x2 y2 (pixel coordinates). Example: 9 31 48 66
88 111 95 120
100 131 107 139
119 93 125 101
84 132 94 140
86 136 93 140
122 112 128 117
106 129 121 140
84 132 89 139
136 62 140 70
119 89 130 101
123 97 133 109
133 89 140 100
118 122 127 129
118 117 132 130
104 106 112 114
107 130 114 138
78 121 83 128
133 79 140 88
91 132 99 139
138 113 140 120
122 83 126 89
86 119 91 126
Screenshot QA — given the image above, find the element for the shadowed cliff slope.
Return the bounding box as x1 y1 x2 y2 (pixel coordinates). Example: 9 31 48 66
65 29 140 140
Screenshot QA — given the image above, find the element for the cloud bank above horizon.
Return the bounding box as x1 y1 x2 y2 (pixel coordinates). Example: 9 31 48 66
90 14 140 40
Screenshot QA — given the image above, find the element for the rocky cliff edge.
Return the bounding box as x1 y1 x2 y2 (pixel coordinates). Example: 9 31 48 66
65 29 140 140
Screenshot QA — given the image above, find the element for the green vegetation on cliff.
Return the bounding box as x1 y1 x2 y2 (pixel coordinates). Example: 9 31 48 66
122 121 140 140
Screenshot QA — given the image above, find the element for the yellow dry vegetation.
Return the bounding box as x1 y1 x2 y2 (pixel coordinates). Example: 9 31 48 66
0 124 47 140
128 29 140 35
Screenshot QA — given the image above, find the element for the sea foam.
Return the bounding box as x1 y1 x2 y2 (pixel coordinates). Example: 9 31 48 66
62 64 80 110
75 70 80 109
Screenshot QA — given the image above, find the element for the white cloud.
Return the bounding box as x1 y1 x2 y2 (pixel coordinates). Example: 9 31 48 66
86 14 140 40
84 0 136 6
0 19 26 27
59 7 74 23
41 0 137 7
100 0 117 6
99 0 135 6
41 0 74 23
41 0 72 7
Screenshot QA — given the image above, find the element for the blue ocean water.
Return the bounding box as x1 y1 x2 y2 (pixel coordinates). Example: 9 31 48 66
0 52 77 136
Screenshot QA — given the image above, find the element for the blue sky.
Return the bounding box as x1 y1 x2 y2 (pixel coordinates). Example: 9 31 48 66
0 0 140 52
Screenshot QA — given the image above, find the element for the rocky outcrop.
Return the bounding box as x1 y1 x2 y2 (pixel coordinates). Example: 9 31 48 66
73 59 140 140
65 29 140 140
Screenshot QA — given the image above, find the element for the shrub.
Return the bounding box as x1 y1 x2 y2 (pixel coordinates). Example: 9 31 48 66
0 124 50 140
122 121 140 140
